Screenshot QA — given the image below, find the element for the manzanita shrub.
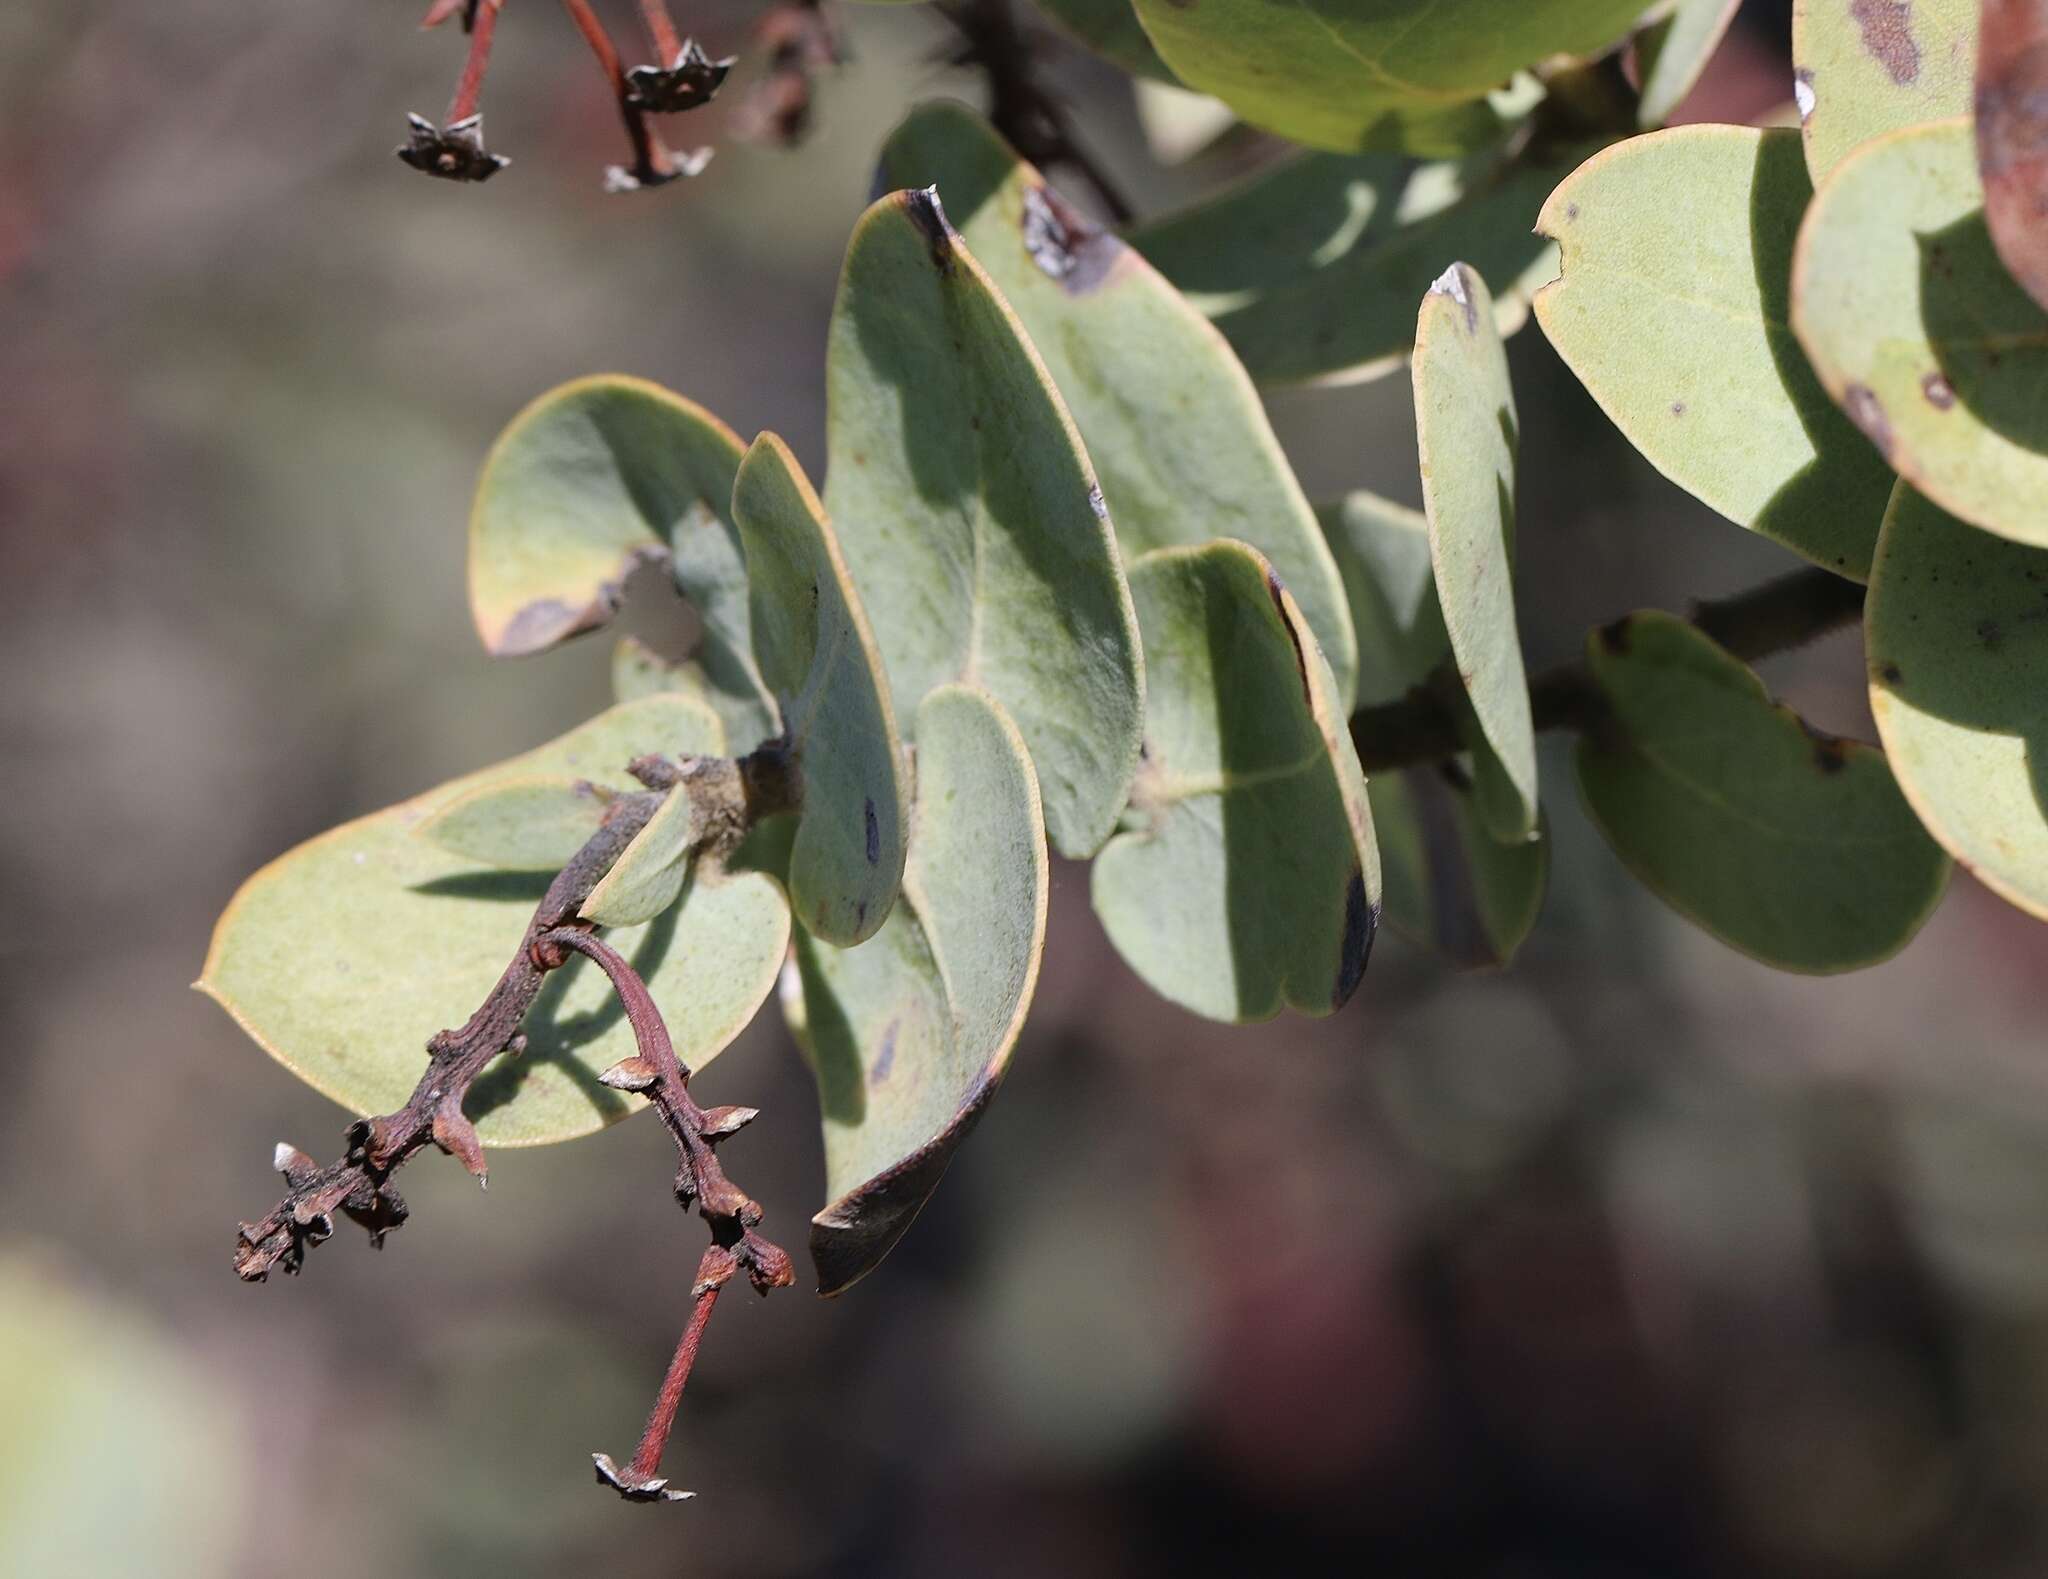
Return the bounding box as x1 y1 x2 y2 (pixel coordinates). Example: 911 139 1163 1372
201 0 2048 1505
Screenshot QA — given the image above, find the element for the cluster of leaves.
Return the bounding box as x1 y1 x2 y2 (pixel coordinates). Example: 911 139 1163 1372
202 0 2048 1504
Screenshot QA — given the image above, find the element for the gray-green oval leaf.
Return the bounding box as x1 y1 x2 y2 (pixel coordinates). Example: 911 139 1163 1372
824 187 1144 858
1535 126 1896 579
469 375 778 748
1092 540 1380 1020
198 697 791 1144
1791 117 2048 549
735 432 910 946
1415 263 1537 841
1575 611 1948 972
421 777 621 871
788 684 1049 1295
1130 145 1570 386
1128 0 1641 155
879 102 1357 705
1867 482 2048 920
1370 770 1547 966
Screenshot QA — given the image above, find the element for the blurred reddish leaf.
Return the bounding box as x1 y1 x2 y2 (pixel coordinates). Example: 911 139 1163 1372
1976 0 2048 311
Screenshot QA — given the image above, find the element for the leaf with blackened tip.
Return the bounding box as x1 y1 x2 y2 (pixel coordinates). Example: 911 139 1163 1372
420 776 616 870
733 432 909 945
1793 117 2048 548
599 1056 661 1093
592 1452 694 1503
1092 542 1381 1022
878 103 1359 708
697 1104 758 1137
791 686 1048 1296
824 187 1144 858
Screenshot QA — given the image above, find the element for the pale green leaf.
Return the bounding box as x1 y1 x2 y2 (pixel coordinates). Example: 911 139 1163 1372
1576 611 1948 972
734 432 909 946
581 773 699 928
1318 491 1444 705
1131 142 1571 385
1791 117 2048 549
878 103 1358 705
1635 0 1742 128
469 375 779 748
1792 0 1977 180
787 685 1048 1295
199 697 791 1144
1867 482 2048 919
1535 126 1896 579
421 777 618 871
1128 0 1640 154
1369 770 1547 966
824 187 1144 858
1415 262 1537 841
1092 541 1380 1020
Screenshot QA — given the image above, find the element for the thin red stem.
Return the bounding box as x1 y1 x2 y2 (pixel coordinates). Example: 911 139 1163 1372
558 0 669 178
446 0 502 123
638 0 685 63
627 1277 722 1479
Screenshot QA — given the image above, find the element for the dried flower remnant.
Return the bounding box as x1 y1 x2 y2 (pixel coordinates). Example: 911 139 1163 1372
397 113 511 182
626 37 738 113
731 0 846 145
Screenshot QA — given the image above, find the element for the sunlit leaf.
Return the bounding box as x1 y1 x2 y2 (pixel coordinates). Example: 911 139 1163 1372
878 103 1358 705
1978 0 2048 313
1130 139 1571 385
1092 541 1380 1020
1414 262 1537 841
733 433 909 946
1792 0 1976 180
469 375 779 748
1792 117 2048 548
1031 0 1177 81
1575 611 1948 971
1127 0 1640 154
199 697 791 1143
1866 482 2048 919
786 685 1048 1295
824 187 1144 858
1369 770 1547 966
1634 0 1742 128
421 777 616 870
1536 126 1896 579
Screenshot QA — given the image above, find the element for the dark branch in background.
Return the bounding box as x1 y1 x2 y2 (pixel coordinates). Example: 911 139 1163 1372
936 0 1134 222
1350 566 1868 775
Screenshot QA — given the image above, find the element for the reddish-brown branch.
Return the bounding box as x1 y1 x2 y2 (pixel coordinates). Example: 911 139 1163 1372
558 0 680 186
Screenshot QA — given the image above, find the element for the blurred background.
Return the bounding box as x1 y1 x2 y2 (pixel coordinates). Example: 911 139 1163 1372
5 1 2048 1574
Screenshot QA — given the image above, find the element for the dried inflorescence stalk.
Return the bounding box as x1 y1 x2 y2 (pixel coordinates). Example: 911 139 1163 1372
235 753 792 1503
401 0 738 190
